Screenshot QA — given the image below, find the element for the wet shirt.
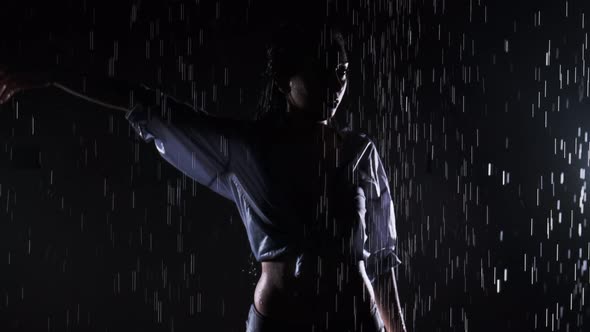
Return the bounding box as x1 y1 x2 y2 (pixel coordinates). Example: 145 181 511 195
125 89 401 283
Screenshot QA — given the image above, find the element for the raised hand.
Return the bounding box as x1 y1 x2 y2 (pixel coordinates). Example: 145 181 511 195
0 65 51 105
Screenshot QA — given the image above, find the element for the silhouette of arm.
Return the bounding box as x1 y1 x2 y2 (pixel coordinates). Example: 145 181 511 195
48 69 194 116
48 67 246 199
360 141 406 332
0 64 248 201
124 84 253 201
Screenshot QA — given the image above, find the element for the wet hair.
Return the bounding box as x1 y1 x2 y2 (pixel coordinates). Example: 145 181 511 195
255 22 348 122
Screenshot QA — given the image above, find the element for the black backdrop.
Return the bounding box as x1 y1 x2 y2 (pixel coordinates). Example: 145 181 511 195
0 0 589 331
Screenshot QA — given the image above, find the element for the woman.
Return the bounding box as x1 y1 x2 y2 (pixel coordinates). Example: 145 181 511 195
0 23 406 332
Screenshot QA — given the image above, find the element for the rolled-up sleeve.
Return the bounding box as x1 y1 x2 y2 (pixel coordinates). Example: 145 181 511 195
125 104 157 143
125 88 244 201
359 141 402 284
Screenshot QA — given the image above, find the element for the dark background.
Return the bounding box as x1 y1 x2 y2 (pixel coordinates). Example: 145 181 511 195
0 0 589 331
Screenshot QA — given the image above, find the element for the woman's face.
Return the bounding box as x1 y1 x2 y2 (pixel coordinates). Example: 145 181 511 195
283 44 349 122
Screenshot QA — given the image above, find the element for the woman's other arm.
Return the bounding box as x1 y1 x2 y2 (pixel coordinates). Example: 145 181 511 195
360 141 406 332
373 268 406 332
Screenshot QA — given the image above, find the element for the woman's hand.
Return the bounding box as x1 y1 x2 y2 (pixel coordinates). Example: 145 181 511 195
0 66 52 105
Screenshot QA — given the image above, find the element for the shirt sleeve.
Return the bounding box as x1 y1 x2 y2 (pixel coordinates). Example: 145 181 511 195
359 140 402 284
125 87 247 201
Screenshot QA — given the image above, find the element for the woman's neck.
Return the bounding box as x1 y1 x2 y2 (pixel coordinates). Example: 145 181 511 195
284 106 329 128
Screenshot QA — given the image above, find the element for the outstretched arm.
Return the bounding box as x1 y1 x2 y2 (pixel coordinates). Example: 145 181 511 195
0 64 247 202
0 64 143 111
0 64 198 116
47 70 215 118
0 65 53 105
49 70 142 113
